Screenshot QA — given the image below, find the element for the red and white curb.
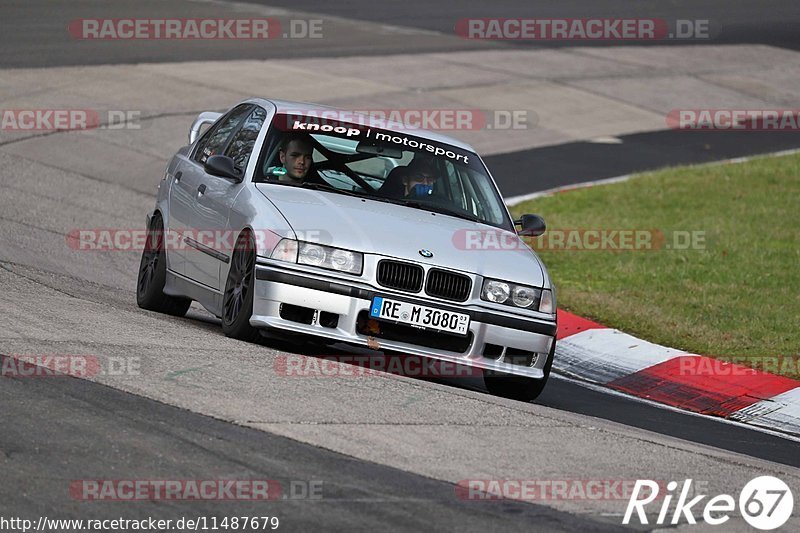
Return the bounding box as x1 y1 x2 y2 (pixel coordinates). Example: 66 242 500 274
506 149 800 437
554 310 800 437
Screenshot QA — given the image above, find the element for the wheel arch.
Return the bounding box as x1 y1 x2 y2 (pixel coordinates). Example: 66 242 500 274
220 225 257 282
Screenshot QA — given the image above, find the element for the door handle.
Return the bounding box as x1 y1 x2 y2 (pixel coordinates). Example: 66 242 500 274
197 184 207 195
174 171 182 182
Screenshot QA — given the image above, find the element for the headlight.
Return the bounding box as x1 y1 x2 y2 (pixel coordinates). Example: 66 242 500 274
299 242 326 266
512 285 538 308
482 278 553 313
298 242 362 274
482 280 510 303
329 248 360 273
272 239 363 275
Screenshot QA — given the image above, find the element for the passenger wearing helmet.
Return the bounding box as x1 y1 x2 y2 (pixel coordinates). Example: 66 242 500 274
402 163 438 198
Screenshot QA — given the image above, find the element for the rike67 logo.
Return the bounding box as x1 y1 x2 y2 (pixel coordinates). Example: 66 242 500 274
624 476 794 530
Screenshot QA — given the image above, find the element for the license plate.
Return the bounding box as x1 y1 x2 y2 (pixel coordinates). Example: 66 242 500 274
369 296 470 336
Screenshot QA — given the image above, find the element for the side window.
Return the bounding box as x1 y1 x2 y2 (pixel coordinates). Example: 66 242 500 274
225 107 267 171
193 105 252 165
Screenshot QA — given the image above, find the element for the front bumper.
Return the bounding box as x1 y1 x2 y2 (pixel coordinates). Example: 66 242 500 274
251 263 557 379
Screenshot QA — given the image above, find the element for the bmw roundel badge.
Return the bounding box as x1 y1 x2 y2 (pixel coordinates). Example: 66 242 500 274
419 249 433 258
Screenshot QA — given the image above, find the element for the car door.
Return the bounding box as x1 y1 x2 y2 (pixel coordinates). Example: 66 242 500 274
166 137 224 277
179 104 253 288
190 106 267 290
165 159 195 277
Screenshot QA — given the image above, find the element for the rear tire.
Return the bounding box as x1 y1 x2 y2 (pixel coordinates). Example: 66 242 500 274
221 231 261 342
136 214 192 316
484 339 556 402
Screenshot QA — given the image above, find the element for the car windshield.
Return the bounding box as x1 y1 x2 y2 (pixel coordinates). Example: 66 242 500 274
256 113 513 229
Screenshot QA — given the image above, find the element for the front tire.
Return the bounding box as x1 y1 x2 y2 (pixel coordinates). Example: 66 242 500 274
136 214 192 316
484 339 556 402
221 231 260 342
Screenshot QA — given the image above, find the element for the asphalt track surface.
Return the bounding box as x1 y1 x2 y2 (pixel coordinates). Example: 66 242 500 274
1 0 492 68
245 0 800 50
1 354 615 533
5 0 800 68
486 129 800 197
2 1 800 531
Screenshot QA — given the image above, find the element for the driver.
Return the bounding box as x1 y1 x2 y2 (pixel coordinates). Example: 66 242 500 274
277 133 314 184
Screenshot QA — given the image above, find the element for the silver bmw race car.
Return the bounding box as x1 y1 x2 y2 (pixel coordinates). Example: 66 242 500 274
137 98 557 401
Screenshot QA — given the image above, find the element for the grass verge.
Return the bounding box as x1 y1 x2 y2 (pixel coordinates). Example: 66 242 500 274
509 152 800 379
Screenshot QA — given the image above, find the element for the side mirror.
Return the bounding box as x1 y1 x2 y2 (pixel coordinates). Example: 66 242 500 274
205 155 242 182
515 214 546 237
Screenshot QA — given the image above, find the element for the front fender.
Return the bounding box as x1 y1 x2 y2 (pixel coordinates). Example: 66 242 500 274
226 184 296 261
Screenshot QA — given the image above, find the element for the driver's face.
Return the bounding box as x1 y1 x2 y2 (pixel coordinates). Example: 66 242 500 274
280 140 313 180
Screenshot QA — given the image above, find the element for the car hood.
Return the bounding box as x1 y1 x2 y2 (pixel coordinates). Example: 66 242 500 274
255 184 545 286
